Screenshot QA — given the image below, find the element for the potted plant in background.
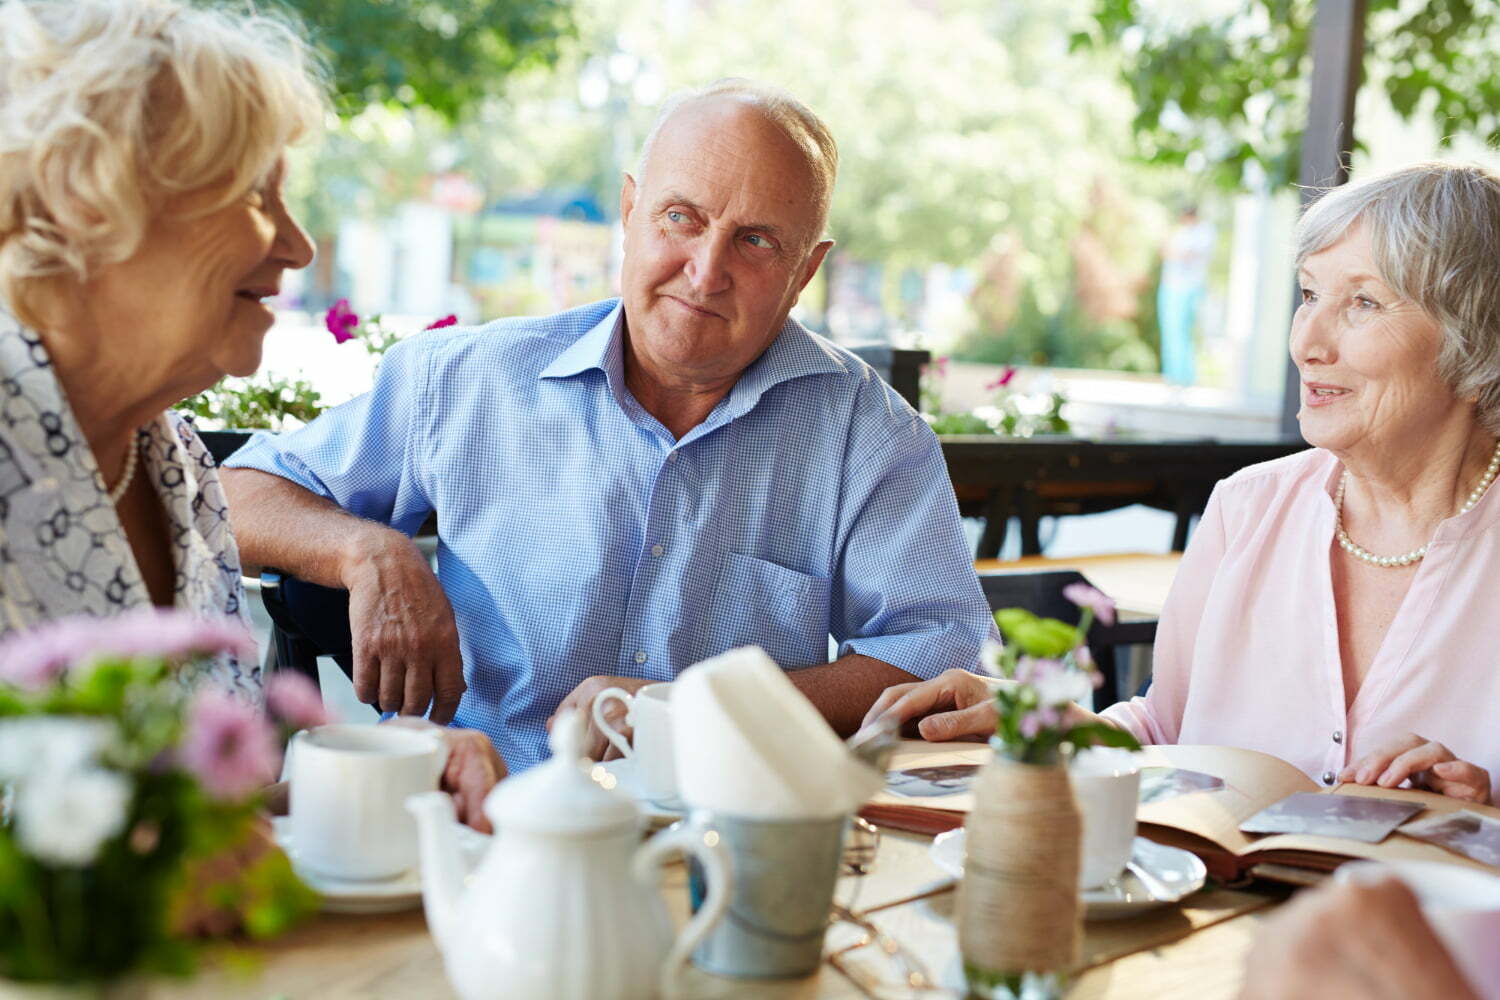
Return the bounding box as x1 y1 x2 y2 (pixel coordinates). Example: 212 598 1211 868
920 359 1071 438
958 583 1139 1000
0 610 327 996
185 301 458 463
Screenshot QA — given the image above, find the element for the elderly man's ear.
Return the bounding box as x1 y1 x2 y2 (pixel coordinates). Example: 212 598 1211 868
798 240 834 295
620 174 638 226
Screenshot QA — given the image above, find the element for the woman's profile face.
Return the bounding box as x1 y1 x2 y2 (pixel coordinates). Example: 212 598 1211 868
86 155 314 391
1290 222 1464 458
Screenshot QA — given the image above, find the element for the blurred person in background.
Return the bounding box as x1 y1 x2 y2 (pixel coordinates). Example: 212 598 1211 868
1157 204 1214 385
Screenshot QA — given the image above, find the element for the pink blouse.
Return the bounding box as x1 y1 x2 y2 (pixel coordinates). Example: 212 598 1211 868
1102 447 1500 800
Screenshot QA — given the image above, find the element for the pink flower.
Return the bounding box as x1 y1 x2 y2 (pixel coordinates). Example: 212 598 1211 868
1063 582 1116 627
0 610 255 689
934 356 949 377
1018 706 1061 739
324 299 359 344
179 690 280 800
985 366 1018 392
266 672 330 729
424 314 458 330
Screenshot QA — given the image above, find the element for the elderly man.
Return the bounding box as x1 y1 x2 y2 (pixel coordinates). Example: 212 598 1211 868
221 80 990 770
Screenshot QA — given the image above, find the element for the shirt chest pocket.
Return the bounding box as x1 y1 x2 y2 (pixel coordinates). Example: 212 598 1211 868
707 552 833 668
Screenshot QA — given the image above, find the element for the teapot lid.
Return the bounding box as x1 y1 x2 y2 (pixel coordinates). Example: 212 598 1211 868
483 710 641 835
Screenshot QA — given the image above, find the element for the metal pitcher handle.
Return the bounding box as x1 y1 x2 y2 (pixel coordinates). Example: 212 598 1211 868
632 817 732 1000
591 686 636 760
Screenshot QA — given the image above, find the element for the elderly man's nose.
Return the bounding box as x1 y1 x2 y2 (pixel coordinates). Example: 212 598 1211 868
685 237 731 295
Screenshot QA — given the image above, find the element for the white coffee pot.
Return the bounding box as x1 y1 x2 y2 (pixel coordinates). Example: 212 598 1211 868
406 711 731 1000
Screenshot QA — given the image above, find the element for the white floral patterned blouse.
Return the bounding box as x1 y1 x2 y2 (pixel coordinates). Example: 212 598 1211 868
0 323 259 701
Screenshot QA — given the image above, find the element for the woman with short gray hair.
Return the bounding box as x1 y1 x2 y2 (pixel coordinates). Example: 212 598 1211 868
868 161 1500 804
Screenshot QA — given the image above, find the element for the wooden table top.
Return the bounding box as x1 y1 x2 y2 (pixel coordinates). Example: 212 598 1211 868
974 552 1183 618
159 827 1280 1000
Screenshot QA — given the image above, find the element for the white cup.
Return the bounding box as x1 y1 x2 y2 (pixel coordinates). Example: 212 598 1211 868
1337 860 1500 999
288 724 449 881
1071 746 1142 890
592 683 678 806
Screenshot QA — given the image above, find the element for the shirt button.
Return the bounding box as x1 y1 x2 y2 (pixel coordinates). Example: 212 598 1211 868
667 452 678 462
650 543 665 557
634 650 648 665
1332 730 1343 744
1322 770 1336 785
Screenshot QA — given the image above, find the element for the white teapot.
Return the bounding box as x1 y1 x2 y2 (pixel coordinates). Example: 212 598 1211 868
406 711 731 1000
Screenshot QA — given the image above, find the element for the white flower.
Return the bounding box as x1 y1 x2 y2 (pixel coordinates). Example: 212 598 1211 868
977 639 1006 678
0 717 116 783
1029 663 1095 708
14 766 132 866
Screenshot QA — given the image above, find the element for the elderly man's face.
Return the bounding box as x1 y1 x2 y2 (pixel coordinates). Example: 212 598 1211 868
618 100 831 395
1291 222 1461 457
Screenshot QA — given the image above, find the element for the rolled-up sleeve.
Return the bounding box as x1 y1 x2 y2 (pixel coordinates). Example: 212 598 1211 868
1101 482 1229 744
221 337 434 536
832 416 992 680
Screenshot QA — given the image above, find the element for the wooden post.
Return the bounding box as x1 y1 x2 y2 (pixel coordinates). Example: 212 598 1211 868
1280 0 1369 438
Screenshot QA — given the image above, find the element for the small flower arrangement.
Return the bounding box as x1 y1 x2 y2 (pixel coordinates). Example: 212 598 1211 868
325 298 458 359
0 610 328 986
982 583 1141 763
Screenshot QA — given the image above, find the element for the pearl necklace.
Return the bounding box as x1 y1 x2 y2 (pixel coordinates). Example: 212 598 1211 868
106 431 143 505
1335 439 1500 568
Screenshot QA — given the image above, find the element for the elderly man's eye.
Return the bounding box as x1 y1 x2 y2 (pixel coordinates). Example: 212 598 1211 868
666 210 687 224
745 233 773 248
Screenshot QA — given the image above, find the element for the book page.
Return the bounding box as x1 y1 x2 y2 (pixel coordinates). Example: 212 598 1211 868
1135 744 1320 855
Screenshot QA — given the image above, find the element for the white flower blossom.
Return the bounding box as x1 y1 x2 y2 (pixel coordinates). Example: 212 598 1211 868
1029 662 1095 708
977 639 1006 678
14 766 132 866
0 717 116 783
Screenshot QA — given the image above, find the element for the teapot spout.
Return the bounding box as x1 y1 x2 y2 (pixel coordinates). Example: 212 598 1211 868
406 790 466 950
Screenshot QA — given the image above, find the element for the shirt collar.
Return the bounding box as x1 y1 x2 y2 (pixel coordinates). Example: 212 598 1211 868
538 300 625 381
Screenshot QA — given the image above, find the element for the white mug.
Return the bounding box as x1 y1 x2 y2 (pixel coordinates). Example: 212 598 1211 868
1337 859 1500 999
1071 746 1142 889
288 724 449 881
592 683 678 806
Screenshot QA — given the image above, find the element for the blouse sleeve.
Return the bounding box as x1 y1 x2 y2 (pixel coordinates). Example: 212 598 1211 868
1100 482 1231 745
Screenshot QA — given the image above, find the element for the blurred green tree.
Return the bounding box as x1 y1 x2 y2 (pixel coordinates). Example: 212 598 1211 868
283 0 575 120
1078 0 1500 189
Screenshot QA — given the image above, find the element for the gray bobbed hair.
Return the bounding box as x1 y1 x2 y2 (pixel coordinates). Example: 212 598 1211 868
1295 161 1500 434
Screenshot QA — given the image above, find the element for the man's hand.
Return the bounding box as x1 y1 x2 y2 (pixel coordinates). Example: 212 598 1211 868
1339 732 1492 804
858 668 1000 742
1239 878 1477 1000
387 720 507 833
547 676 654 760
342 531 467 723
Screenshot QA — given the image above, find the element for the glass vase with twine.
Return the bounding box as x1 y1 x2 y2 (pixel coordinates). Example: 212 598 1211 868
957 584 1141 1000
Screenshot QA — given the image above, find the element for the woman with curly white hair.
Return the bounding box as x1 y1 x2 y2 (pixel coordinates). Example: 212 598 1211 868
867 161 1500 805
0 0 507 827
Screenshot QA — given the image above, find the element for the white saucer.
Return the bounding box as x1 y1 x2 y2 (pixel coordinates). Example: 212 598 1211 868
588 759 684 823
271 817 489 914
928 829 1206 920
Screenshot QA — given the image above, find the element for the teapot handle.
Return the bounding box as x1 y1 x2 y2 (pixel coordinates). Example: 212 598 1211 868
632 818 732 1000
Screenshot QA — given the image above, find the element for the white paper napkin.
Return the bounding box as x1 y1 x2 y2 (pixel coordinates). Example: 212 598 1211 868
670 646 884 819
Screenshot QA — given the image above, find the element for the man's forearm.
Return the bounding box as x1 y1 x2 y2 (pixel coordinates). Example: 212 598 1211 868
789 653 921 737
219 467 410 587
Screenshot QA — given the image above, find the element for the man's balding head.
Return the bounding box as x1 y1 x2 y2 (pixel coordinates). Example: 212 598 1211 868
637 80 839 241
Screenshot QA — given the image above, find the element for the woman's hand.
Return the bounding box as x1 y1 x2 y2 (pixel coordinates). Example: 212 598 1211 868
858 668 1001 742
386 719 508 832
1339 732 1491 804
1239 877 1477 1000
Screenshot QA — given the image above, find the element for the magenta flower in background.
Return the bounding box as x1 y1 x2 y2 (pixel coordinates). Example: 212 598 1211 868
1062 581 1116 627
266 672 330 729
324 298 359 344
985 366 1018 392
179 690 280 800
0 610 255 689
424 314 458 331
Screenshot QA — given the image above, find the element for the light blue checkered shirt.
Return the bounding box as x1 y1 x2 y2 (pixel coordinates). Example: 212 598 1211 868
227 299 990 771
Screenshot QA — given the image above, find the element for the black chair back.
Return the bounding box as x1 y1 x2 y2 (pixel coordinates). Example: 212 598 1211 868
259 571 355 687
